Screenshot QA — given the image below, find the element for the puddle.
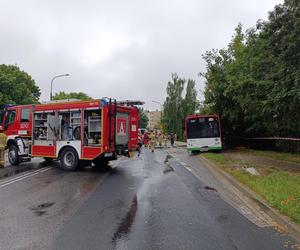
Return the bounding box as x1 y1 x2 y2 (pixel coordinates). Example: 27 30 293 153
204 186 218 192
34 211 47 216
30 202 55 216
112 195 138 248
163 165 174 174
164 154 173 164
163 154 175 174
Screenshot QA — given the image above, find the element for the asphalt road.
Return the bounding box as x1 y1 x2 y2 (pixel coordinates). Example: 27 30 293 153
0 148 299 250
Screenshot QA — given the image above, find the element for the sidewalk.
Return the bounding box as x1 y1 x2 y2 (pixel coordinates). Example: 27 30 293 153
174 141 186 147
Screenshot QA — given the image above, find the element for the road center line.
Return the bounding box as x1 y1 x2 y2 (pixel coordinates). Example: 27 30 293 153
0 167 52 188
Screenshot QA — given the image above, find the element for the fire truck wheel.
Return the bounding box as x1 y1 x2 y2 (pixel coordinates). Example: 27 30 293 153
8 145 20 166
60 147 79 171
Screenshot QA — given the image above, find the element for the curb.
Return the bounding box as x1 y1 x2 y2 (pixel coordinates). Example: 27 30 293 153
198 155 300 242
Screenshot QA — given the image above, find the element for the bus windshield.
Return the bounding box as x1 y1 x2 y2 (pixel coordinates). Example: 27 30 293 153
187 117 220 139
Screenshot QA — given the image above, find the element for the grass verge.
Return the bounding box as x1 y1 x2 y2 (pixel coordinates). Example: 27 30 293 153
202 152 300 224
243 149 300 164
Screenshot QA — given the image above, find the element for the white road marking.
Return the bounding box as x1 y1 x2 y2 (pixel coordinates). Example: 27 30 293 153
186 167 193 173
0 167 52 188
180 161 187 166
0 168 46 186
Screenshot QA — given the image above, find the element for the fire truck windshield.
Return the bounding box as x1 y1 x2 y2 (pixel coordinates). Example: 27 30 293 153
187 117 220 139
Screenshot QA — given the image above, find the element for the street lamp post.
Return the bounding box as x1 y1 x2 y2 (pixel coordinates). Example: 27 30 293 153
50 73 70 100
152 100 162 109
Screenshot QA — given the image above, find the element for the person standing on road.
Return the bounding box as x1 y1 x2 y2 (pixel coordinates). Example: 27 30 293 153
137 133 143 157
0 129 7 168
149 131 155 152
158 133 163 148
170 133 175 147
143 132 149 147
163 134 168 147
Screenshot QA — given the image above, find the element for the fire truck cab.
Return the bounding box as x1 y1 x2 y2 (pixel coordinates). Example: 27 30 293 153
0 98 140 171
0 104 32 165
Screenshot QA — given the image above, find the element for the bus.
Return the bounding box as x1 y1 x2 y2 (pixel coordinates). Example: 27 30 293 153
185 114 222 153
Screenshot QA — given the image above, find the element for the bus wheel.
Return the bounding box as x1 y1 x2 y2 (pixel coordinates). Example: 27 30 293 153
8 145 20 166
60 147 79 171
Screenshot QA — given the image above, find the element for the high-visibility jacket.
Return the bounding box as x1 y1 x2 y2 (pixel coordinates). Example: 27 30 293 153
0 133 7 149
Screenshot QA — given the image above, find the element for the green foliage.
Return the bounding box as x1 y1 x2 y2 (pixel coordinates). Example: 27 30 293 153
182 79 199 117
231 170 300 224
162 73 198 140
53 91 92 101
138 108 149 128
203 151 300 224
0 64 40 105
247 149 300 164
201 1 300 140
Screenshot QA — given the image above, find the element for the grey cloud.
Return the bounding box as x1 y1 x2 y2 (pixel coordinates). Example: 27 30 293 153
0 0 282 109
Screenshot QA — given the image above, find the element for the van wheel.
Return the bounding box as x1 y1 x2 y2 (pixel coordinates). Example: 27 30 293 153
60 147 79 171
8 145 20 166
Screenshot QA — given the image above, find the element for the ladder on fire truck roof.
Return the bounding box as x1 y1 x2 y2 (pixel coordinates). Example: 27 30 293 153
117 100 145 106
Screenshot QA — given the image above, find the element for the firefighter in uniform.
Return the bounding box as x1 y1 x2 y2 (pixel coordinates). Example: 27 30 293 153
158 133 163 148
0 129 7 167
149 131 155 152
163 134 168 147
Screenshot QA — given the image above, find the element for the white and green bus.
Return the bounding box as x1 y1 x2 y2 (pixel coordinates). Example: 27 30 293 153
185 114 222 153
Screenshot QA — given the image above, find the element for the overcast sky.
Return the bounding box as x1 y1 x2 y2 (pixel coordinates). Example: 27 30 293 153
1 0 282 110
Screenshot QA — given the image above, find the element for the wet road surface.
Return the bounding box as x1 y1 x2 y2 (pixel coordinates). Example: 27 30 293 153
0 149 299 249
0 160 108 250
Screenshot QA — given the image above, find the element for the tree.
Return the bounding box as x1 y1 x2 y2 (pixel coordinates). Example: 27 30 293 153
201 0 300 141
138 108 149 128
182 79 199 117
0 64 40 104
162 74 198 140
162 74 185 140
52 91 92 100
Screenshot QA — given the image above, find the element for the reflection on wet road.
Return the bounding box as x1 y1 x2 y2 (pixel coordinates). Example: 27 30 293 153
54 149 299 250
112 195 138 249
0 160 108 250
0 150 298 250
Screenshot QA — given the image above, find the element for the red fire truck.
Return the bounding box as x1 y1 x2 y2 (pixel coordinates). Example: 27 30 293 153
0 98 139 171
